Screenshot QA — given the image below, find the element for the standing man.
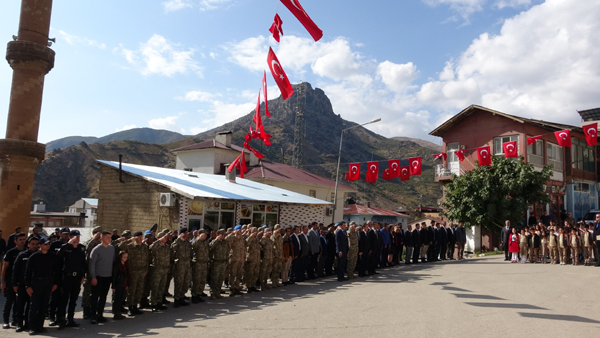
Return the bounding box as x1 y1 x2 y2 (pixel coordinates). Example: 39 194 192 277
438 223 448 261
325 224 336 276
55 230 87 329
447 222 456 260
258 229 273 290
0 230 6 266
225 226 244 296
307 223 321 279
404 225 414 264
593 214 600 266
299 226 310 282
81 227 102 319
357 225 369 276
455 223 467 260
122 231 149 316
281 227 294 285
288 226 302 284
346 222 358 279
419 222 429 263
244 228 261 292
335 222 348 282
395 225 405 264
413 224 422 263
47 227 69 326
209 230 230 299
271 225 284 287
149 230 171 312
501 221 512 261
367 222 379 274
6 227 22 252
88 231 114 324
25 238 58 335
12 236 38 332
171 228 192 307
380 224 391 268
2 232 26 329
583 224 594 266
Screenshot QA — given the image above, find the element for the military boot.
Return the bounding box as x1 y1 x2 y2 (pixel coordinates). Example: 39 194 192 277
132 306 144 315
83 307 91 320
179 299 190 306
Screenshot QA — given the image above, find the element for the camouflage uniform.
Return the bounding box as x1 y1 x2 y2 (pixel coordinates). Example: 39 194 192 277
164 238 174 297
171 236 192 303
149 240 171 308
225 233 245 294
191 237 209 298
347 228 358 279
122 240 150 308
244 235 261 290
209 237 230 298
81 237 101 313
259 236 273 290
270 231 284 287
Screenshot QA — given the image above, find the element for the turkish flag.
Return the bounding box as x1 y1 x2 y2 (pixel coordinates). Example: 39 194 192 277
366 161 378 183
347 163 360 181
409 157 422 176
477 146 492 166
527 135 541 145
262 71 270 118
503 141 518 158
279 0 323 42
267 47 294 100
269 14 284 43
454 150 465 162
400 166 410 181
388 159 400 178
432 152 447 161
583 123 597 146
228 151 247 178
250 91 272 145
243 134 265 159
382 169 392 181
554 129 571 147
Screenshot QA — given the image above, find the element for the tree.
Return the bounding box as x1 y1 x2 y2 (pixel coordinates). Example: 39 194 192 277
442 156 552 230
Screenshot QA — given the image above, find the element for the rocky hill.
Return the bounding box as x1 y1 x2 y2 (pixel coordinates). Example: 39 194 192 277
33 82 442 213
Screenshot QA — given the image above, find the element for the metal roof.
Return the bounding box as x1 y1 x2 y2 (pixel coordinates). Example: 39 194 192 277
171 140 248 153
98 160 332 205
343 204 408 217
578 108 600 122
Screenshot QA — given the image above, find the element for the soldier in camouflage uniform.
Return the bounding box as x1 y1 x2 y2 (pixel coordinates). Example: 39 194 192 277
171 228 192 307
121 231 150 316
226 225 245 296
191 231 209 303
270 225 284 287
149 230 170 312
163 231 175 301
259 229 274 290
209 230 230 299
82 227 102 319
140 232 154 308
244 228 260 293
347 222 358 279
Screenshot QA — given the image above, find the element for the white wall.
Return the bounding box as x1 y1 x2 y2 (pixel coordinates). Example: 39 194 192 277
176 150 216 174
465 225 481 254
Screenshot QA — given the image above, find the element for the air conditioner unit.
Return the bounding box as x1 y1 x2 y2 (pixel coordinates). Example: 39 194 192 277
159 193 176 207
325 207 332 216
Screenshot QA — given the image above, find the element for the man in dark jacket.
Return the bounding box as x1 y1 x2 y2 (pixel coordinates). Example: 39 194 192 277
325 224 336 275
438 223 448 261
419 223 429 263
501 221 512 261
412 224 421 263
446 222 456 260
367 222 379 274
357 226 369 276
404 225 413 264
335 222 348 282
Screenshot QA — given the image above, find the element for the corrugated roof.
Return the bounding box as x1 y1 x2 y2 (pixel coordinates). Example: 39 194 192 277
98 160 331 205
578 108 600 122
171 140 248 153
343 204 408 217
244 160 356 191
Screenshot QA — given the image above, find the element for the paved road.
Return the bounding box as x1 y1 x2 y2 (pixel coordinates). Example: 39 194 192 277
2 255 599 337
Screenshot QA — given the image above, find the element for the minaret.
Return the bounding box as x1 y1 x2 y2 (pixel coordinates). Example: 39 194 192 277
0 0 55 234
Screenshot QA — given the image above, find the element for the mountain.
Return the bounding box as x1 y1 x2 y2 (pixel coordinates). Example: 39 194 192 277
393 137 442 152
45 128 188 152
33 82 442 213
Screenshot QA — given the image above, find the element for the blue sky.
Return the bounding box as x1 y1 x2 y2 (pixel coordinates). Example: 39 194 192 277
1 0 599 144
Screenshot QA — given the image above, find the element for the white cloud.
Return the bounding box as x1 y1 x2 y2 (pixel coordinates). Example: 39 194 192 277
494 0 532 9
199 0 232 11
116 124 137 132
163 0 192 12
422 0 487 21
377 61 419 92
177 90 217 102
148 116 180 131
116 34 202 77
53 29 106 49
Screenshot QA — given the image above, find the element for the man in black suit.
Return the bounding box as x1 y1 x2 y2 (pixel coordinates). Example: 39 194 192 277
593 214 600 266
367 222 379 274
335 222 348 281
358 226 369 276
419 223 429 263
325 224 336 275
289 226 302 283
412 224 421 263
404 225 413 264
317 229 328 277
446 222 456 260
427 221 437 262
438 223 448 261
298 225 310 281
501 220 512 261
395 225 404 264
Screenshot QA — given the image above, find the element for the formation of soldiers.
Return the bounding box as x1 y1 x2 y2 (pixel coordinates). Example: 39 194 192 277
1 220 419 334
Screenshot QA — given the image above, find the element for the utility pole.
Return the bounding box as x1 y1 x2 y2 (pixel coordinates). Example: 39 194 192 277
292 83 305 168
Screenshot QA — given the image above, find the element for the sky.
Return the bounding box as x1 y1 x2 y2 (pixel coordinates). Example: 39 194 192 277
0 0 599 144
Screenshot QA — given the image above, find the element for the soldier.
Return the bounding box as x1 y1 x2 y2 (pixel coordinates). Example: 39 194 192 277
225 225 245 296
140 230 154 309
122 231 149 316
149 230 171 312
558 228 568 265
548 227 558 264
55 230 87 329
347 222 358 279
47 227 69 326
82 226 102 319
244 228 260 293
171 228 192 307
259 229 273 290
583 224 594 266
25 238 59 335
163 230 176 301
569 228 580 266
12 236 38 332
191 231 209 303
270 225 284 288
2 232 27 330
209 230 229 299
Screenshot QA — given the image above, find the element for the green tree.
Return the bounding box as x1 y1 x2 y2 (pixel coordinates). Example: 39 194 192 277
442 156 552 230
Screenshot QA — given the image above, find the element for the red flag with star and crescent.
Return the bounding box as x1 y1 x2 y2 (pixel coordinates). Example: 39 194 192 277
279 0 323 42
346 163 360 182
228 151 247 178
477 146 492 166
554 129 571 147
262 71 270 118
583 123 597 146
382 169 392 181
366 161 378 183
409 157 421 176
269 13 284 43
388 159 400 178
400 166 410 181
503 141 518 158
250 90 272 145
454 150 465 162
267 47 294 100
527 135 541 145
432 152 447 161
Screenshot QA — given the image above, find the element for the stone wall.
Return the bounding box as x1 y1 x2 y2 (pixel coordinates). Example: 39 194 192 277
97 165 179 234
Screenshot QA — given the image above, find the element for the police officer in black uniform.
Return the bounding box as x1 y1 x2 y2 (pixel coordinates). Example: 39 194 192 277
12 236 39 332
47 227 69 326
55 230 87 329
25 238 58 335
1 232 26 329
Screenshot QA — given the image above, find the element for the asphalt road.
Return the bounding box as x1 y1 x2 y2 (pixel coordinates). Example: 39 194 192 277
2 255 599 338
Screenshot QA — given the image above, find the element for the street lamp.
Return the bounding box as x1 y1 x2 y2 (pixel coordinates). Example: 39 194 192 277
331 118 381 223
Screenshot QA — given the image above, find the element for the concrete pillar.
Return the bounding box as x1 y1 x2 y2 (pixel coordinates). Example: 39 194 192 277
0 0 55 235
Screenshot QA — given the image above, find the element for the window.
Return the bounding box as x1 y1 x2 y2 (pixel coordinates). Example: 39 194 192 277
546 142 563 171
572 138 596 173
331 192 335 202
527 139 544 166
309 190 316 198
574 182 590 193
493 135 519 156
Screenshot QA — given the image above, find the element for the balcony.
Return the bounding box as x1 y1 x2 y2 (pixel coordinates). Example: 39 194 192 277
435 164 464 183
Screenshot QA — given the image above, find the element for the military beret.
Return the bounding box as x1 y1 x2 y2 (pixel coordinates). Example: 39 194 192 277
144 230 152 235
217 229 226 235
122 230 132 238
261 225 267 229
92 226 103 234
69 230 81 236
133 231 143 237
234 225 242 230
180 227 188 233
